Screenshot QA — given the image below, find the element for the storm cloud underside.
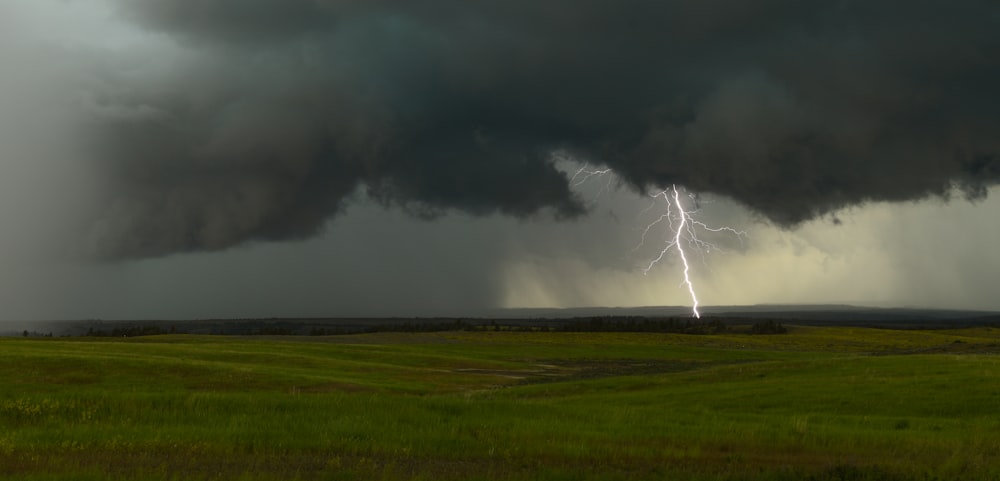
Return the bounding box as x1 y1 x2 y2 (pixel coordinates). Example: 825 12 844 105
73 0 1000 258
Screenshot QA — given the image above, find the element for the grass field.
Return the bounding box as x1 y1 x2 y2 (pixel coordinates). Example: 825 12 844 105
2 326 1000 480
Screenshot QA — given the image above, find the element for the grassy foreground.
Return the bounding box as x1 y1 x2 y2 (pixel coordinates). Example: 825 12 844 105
2 326 1000 480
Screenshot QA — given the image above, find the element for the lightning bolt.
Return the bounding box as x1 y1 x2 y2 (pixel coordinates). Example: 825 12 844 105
565 161 746 318
639 186 731 318
569 163 615 201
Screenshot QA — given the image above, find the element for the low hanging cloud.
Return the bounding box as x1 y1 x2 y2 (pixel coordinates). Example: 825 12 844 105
65 0 1000 259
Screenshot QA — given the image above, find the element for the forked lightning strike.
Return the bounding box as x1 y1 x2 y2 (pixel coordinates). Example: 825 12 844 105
639 185 746 318
569 163 746 318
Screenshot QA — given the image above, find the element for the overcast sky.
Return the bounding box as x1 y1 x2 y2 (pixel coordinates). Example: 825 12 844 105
1 0 998 320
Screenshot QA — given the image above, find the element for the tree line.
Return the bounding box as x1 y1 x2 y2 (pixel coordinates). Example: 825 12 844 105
75 317 789 337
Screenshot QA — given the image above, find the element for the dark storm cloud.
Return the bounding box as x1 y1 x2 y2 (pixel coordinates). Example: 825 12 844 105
82 0 1000 258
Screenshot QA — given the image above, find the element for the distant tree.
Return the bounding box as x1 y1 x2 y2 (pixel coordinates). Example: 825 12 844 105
751 320 787 335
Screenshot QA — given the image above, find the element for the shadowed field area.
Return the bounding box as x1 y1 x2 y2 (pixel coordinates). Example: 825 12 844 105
2 326 1000 480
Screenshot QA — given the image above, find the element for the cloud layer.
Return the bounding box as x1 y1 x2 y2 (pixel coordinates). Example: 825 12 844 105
70 0 1000 258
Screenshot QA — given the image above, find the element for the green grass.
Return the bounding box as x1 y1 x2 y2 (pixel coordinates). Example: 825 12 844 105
2 327 1000 480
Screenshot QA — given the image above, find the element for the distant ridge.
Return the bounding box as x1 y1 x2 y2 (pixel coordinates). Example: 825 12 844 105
483 304 1000 321
3 305 999 336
